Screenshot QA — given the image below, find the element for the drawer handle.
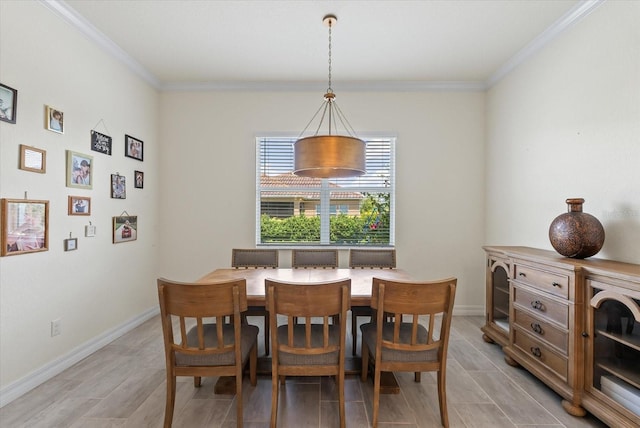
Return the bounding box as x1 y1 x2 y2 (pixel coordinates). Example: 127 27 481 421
552 282 561 288
530 347 542 358
530 300 543 310
530 322 544 334
519 272 526 277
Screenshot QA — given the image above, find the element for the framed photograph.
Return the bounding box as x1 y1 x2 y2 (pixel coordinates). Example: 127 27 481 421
68 196 91 216
66 150 93 189
45 105 64 134
134 171 144 189
64 238 78 251
111 174 126 199
125 134 143 161
1 199 49 256
0 83 17 124
113 215 137 243
91 130 112 155
19 145 46 173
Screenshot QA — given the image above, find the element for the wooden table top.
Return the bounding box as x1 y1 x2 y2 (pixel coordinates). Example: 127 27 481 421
198 268 412 307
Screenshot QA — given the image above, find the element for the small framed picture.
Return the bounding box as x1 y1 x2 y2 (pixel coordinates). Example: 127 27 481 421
1 198 49 256
111 174 126 199
0 83 17 124
45 105 64 134
19 145 46 173
113 215 137 244
68 196 91 216
64 238 77 251
91 130 112 155
134 171 144 189
66 150 93 189
125 134 143 161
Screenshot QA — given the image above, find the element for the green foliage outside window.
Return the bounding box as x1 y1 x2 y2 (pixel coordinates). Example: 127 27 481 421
260 193 390 245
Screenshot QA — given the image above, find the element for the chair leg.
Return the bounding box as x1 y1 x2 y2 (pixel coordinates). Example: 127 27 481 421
339 369 346 428
361 343 369 382
264 314 270 355
271 370 279 428
437 369 449 428
236 368 243 427
352 312 358 356
164 373 176 428
372 365 381 428
250 344 257 386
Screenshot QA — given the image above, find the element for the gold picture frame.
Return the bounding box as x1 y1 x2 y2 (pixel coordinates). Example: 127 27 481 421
19 145 46 173
68 196 91 216
1 198 49 256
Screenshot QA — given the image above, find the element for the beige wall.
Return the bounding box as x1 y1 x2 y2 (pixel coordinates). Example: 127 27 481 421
485 1 640 264
0 1 160 394
158 90 486 302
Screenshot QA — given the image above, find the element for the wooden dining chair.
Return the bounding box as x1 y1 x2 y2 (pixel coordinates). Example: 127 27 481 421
232 248 278 355
349 249 396 355
291 249 338 269
266 277 351 428
157 277 258 428
360 277 457 428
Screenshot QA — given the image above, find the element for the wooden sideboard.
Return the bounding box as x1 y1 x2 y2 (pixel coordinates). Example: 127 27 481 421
482 246 640 428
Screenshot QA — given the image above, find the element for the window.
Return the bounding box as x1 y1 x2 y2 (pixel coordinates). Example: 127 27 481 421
256 136 395 246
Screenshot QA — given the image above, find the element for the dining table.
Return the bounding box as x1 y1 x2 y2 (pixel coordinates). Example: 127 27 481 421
198 267 413 395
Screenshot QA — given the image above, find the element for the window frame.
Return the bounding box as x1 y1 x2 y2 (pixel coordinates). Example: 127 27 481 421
255 135 395 248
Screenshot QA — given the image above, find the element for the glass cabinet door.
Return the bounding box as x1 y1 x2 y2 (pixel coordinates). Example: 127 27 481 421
490 263 510 333
588 284 640 418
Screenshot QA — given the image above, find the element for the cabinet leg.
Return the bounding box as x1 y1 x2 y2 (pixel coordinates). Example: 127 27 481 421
561 400 586 417
482 334 495 344
504 355 519 367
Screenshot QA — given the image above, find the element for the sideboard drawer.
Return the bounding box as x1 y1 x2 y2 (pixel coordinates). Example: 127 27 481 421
513 328 568 380
514 264 569 299
513 308 568 354
513 286 568 327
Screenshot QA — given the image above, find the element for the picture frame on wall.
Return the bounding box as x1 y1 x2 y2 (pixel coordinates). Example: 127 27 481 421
125 134 143 161
0 83 17 124
90 130 112 155
111 174 126 199
66 150 93 189
1 198 49 257
45 105 64 134
134 171 144 189
64 238 78 251
19 145 46 173
113 215 137 243
68 196 91 216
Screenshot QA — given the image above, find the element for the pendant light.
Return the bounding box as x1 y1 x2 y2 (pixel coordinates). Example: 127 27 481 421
293 14 366 178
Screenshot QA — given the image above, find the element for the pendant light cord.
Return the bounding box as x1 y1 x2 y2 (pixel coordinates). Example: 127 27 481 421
327 20 332 94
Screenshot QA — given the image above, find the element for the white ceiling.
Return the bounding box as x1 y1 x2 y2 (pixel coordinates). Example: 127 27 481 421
47 0 602 90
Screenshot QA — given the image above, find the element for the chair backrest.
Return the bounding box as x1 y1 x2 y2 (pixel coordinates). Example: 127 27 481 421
292 249 338 269
266 278 351 360
370 277 457 359
232 248 278 269
349 249 396 269
157 277 248 359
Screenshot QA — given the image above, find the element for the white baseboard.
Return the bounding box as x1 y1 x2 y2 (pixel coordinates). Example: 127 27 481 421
452 304 484 316
0 306 159 408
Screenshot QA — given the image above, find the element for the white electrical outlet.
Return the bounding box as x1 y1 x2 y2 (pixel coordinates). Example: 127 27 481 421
51 319 62 337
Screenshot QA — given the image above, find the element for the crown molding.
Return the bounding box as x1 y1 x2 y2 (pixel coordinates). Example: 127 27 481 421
39 0 161 89
160 80 487 92
486 0 605 88
42 0 604 93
